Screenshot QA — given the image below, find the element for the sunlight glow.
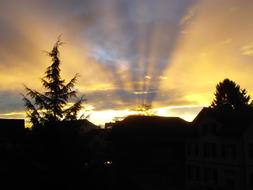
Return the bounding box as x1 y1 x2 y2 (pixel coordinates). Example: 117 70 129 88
1 0 253 127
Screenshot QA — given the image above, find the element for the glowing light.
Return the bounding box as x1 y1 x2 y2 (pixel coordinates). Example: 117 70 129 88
145 76 152 80
133 91 155 95
104 160 113 165
159 76 168 80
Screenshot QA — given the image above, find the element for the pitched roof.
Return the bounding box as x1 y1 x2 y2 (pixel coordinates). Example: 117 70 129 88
193 107 253 136
112 115 193 141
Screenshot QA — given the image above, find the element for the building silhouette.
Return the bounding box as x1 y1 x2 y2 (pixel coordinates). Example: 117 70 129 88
186 107 253 190
110 115 193 190
1 108 253 189
0 118 25 142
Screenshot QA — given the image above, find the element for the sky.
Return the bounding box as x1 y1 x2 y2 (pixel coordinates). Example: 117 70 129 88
1 0 253 126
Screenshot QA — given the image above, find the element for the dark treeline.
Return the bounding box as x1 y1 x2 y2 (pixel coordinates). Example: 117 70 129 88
1 40 253 190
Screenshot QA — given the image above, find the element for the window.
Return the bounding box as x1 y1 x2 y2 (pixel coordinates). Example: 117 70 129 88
202 124 208 135
231 144 236 160
187 165 200 181
211 143 217 158
213 169 218 184
211 123 217 134
224 169 235 176
195 166 200 180
250 173 253 189
204 167 218 184
222 144 227 159
248 144 253 160
187 165 193 180
204 143 216 158
222 144 237 160
225 178 235 189
204 143 209 158
187 143 199 157
194 143 199 156
204 168 210 181
202 123 217 135
187 143 192 156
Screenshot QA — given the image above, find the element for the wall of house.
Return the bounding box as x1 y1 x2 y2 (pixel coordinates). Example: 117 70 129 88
242 125 253 190
185 133 245 190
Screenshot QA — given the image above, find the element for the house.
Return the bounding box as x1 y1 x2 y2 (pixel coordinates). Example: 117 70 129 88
111 115 193 190
0 118 25 142
61 119 98 133
185 107 253 190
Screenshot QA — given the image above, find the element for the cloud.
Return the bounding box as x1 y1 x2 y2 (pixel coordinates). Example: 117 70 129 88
155 105 204 121
77 0 197 104
159 0 253 107
1 0 253 125
241 44 253 56
0 90 24 113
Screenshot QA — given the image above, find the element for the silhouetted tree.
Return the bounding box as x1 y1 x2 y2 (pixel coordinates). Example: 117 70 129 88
23 38 84 128
134 103 155 116
210 78 252 110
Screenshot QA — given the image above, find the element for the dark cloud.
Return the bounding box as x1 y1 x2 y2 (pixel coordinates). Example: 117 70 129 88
0 90 23 113
85 89 143 110
84 87 197 111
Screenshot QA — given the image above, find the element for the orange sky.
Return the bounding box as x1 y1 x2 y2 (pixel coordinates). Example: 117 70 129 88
1 0 253 126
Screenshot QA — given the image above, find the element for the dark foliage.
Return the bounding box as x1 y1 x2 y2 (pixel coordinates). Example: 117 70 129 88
22 38 84 128
210 78 252 110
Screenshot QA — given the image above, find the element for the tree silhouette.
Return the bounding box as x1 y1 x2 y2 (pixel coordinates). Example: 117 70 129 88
23 38 85 127
134 103 155 116
210 78 251 110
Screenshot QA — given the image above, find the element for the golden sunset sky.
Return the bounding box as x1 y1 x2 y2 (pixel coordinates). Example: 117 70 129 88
1 0 253 126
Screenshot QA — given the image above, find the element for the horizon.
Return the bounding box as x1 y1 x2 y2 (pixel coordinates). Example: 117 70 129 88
1 0 253 126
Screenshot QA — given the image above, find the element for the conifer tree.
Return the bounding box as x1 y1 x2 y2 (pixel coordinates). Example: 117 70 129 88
23 38 84 127
210 78 251 110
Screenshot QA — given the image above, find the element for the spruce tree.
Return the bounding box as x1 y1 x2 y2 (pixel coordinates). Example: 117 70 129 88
23 38 84 127
210 78 251 110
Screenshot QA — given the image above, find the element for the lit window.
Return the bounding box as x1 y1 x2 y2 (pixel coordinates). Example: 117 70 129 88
104 160 112 165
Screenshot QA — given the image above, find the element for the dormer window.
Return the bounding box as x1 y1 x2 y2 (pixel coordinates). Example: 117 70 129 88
201 122 217 135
